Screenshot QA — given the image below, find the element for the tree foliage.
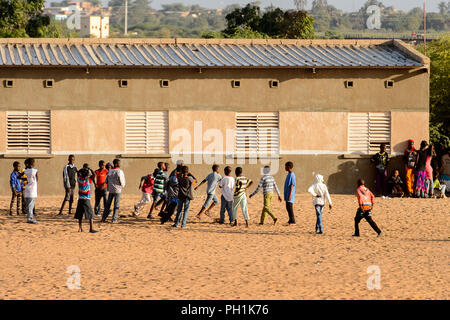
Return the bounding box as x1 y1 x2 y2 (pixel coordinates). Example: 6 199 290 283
418 36 450 147
223 4 315 39
0 0 60 37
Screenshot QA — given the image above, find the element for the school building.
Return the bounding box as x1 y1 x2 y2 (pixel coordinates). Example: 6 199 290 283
0 38 429 195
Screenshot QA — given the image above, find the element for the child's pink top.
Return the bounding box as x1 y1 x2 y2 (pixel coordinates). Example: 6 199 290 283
142 175 155 194
425 156 433 179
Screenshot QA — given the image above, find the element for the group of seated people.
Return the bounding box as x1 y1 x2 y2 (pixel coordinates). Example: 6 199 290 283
371 140 450 199
387 169 447 199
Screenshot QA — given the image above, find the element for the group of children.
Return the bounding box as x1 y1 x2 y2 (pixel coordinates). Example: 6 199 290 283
8 155 127 232
372 140 450 199
9 156 386 237
129 161 296 229
9 159 38 224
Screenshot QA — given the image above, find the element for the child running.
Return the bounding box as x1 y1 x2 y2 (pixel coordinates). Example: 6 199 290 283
217 166 235 224
74 167 98 233
160 163 182 225
147 162 166 219
10 161 23 216
232 167 253 228
353 179 382 237
195 164 222 219
133 168 158 216
155 162 170 216
173 166 195 229
249 166 281 225
307 174 332 234
23 158 38 224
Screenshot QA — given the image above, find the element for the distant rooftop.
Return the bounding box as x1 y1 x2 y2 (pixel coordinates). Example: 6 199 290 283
0 38 428 68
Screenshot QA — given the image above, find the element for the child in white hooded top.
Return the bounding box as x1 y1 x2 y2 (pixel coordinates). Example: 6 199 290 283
307 174 332 234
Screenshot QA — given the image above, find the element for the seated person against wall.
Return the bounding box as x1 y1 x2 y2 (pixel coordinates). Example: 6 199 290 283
433 172 447 199
439 148 450 192
388 170 404 198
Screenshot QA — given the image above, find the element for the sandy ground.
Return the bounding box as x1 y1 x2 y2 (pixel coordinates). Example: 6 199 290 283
0 193 448 300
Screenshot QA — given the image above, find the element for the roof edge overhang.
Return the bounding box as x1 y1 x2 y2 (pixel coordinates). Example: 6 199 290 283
0 37 403 46
391 39 430 66
0 65 425 70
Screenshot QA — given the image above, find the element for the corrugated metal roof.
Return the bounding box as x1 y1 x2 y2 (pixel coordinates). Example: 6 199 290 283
0 38 426 68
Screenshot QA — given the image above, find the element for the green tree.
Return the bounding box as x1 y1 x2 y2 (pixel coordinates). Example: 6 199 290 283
418 36 450 147
259 7 285 37
0 0 60 37
438 1 450 15
312 0 328 11
282 10 315 39
161 3 189 12
223 4 261 37
223 4 314 39
223 4 241 16
225 26 267 39
293 0 307 11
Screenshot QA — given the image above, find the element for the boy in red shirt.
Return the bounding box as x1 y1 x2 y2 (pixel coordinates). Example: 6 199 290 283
94 160 108 217
133 168 158 216
353 179 382 237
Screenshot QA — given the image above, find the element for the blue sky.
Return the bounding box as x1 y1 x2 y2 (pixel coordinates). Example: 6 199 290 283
46 1 443 12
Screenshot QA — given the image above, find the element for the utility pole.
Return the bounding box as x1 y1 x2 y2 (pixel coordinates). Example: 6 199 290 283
124 0 128 35
423 2 426 55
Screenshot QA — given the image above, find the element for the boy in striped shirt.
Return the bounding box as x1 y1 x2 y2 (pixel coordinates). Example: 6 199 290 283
232 167 253 228
74 167 97 233
249 166 281 225
147 162 167 219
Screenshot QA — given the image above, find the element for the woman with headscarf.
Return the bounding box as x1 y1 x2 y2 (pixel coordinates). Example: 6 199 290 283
414 141 429 198
307 174 332 234
403 139 417 197
425 145 436 197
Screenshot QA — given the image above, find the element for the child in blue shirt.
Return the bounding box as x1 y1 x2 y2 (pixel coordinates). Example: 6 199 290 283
284 161 296 225
10 161 23 216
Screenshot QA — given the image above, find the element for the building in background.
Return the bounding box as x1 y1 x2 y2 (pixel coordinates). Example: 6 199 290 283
0 38 429 195
44 1 111 25
80 16 109 38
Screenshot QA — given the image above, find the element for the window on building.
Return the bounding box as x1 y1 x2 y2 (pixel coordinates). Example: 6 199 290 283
348 112 391 154
235 112 279 155
125 111 169 154
7 111 51 154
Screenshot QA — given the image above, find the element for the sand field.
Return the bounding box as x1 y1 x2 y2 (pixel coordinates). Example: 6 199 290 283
0 194 448 300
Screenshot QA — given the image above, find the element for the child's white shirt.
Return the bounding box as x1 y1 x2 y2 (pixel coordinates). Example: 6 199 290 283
219 176 235 202
308 174 332 206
